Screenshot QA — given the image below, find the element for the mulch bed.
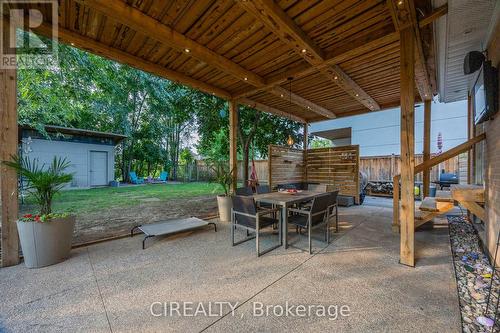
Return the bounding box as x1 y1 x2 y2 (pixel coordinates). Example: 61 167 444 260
448 215 500 332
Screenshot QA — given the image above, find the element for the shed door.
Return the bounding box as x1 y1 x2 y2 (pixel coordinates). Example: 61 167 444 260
90 151 108 186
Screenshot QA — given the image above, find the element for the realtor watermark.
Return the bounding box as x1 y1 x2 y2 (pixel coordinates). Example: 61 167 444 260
150 302 239 318
150 301 351 321
1 0 58 69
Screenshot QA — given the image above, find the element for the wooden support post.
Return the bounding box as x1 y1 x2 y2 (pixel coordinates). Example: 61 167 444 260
303 123 308 184
422 100 431 197
229 100 238 194
1 18 20 267
467 94 475 184
303 123 308 149
399 27 416 267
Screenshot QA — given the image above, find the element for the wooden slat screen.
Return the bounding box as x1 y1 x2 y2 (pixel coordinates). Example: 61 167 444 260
306 145 360 203
268 145 360 203
268 145 305 189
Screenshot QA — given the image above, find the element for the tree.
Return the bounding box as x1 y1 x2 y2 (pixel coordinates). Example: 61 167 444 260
17 31 303 185
17 32 196 181
196 102 303 183
179 148 194 165
235 106 303 183
310 137 333 148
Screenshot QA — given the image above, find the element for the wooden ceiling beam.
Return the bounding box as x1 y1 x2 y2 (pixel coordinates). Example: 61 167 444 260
418 3 448 28
68 0 332 120
234 33 399 99
30 22 233 100
270 87 336 119
75 0 265 87
387 0 433 101
318 65 380 111
238 98 306 123
238 0 324 65
237 0 381 111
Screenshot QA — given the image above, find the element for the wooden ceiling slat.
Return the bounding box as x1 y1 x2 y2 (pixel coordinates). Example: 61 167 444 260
239 98 306 123
238 0 381 111
185 0 234 41
387 0 433 101
172 1 213 33
75 0 266 85
30 0 438 122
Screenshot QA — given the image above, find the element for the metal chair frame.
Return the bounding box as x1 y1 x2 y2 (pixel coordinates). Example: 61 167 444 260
287 206 329 254
231 207 282 257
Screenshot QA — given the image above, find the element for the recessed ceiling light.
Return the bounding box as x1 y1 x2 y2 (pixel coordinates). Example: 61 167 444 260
280 94 284 98
185 48 190 53
334 76 338 80
70 42 75 46
355 93 359 97
301 49 307 53
397 0 403 5
244 77 248 81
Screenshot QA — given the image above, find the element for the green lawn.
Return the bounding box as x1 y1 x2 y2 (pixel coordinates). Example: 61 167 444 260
21 182 222 215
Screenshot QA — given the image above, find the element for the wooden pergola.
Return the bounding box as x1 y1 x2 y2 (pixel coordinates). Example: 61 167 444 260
0 0 448 267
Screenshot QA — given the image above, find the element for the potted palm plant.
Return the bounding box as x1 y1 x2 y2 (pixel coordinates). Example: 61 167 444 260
4 155 75 268
210 160 234 222
206 128 234 222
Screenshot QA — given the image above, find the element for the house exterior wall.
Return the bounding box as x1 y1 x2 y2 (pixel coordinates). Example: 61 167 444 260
481 15 500 260
310 100 468 156
22 139 115 188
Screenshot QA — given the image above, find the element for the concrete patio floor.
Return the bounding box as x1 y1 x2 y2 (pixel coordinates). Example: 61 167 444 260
0 198 461 332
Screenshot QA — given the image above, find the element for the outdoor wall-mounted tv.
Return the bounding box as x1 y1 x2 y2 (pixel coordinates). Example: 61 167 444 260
473 61 498 124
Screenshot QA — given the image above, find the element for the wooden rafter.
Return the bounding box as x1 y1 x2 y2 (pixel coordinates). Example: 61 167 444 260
75 0 264 86
234 33 399 100
237 0 381 111
31 23 232 99
237 0 324 65
419 3 448 28
387 0 433 101
73 0 332 120
270 87 336 119
238 98 306 123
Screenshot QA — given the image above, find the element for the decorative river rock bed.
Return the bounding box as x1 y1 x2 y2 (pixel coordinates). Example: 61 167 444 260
448 215 499 332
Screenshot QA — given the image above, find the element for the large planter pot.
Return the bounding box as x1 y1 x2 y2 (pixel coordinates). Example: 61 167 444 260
17 216 76 268
217 195 232 222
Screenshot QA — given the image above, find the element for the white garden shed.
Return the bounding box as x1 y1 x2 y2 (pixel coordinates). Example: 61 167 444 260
19 125 126 188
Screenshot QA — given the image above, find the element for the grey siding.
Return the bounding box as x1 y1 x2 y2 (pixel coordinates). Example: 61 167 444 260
22 139 115 188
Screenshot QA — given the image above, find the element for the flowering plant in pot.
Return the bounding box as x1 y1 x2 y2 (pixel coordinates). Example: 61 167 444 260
4 155 75 268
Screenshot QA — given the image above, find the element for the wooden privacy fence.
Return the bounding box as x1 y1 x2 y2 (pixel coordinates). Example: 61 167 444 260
194 153 466 185
268 145 360 204
193 160 269 182
359 153 468 182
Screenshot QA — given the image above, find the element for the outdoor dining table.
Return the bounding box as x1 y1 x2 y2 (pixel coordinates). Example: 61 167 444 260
253 190 325 249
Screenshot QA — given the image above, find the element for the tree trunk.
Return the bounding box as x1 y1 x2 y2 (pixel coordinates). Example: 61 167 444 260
243 143 250 185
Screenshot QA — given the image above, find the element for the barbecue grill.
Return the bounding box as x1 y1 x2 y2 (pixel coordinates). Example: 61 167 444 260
432 172 459 189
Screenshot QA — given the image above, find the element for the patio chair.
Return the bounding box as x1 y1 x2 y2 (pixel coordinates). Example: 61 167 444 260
256 185 271 194
307 183 328 192
235 187 253 196
129 171 144 184
255 184 275 221
287 193 331 254
328 190 340 233
158 171 168 183
231 195 281 257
